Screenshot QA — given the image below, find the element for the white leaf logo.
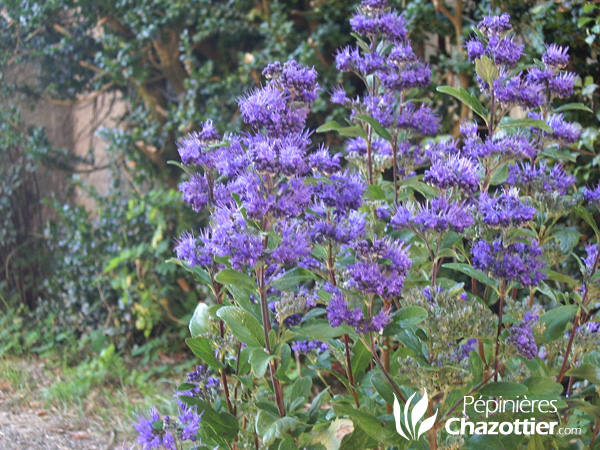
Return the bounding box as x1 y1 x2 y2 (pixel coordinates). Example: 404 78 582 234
393 390 438 441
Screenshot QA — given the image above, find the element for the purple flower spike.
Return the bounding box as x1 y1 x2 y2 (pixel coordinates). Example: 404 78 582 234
543 44 570 69
506 314 539 360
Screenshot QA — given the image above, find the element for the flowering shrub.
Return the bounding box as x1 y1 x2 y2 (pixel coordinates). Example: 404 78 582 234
137 2 600 449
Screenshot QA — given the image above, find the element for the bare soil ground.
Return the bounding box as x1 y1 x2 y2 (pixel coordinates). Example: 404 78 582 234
0 360 132 450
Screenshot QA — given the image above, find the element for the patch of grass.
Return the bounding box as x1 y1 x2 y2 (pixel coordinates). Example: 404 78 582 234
0 358 28 391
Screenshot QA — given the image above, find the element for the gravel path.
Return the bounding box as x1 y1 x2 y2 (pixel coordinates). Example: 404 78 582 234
0 377 125 449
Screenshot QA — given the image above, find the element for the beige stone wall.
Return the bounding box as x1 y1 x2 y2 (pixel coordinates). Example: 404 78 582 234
70 91 125 210
7 64 124 213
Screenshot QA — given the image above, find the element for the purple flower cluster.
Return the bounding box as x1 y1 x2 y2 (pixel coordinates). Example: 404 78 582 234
460 124 536 160
308 209 366 245
478 189 536 227
333 0 438 178
583 182 600 205
346 238 412 299
467 15 577 112
457 338 478 361
423 155 480 193
529 112 581 146
392 196 474 234
583 244 599 276
506 162 575 195
291 340 328 354
465 14 523 68
506 312 539 360
135 403 203 450
175 365 220 401
326 289 391 334
472 237 546 286
240 61 318 137
176 120 220 166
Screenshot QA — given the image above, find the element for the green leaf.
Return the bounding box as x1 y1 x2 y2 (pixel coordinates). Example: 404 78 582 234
334 404 398 444
526 433 545 450
189 303 213 337
566 363 600 385
395 306 428 327
437 86 489 124
289 376 312 407
464 435 505 450
367 185 386 201
552 228 582 254
270 268 319 290
489 163 509 186
354 114 393 141
475 56 500 85
469 350 484 381
215 269 256 290
553 103 594 114
262 417 299 446
249 347 274 377
186 337 225 369
521 374 564 397
165 258 212 285
574 205 600 240
478 382 528 397
351 339 373 377
540 304 578 342
292 322 351 340
274 344 291 381
442 262 496 288
278 434 299 450
179 396 238 441
316 121 367 138
167 159 193 176
308 388 330 423
401 176 437 198
340 424 371 450
545 270 578 287
310 419 356 450
217 306 265 347
497 118 553 132
371 371 395 404
316 120 345 133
